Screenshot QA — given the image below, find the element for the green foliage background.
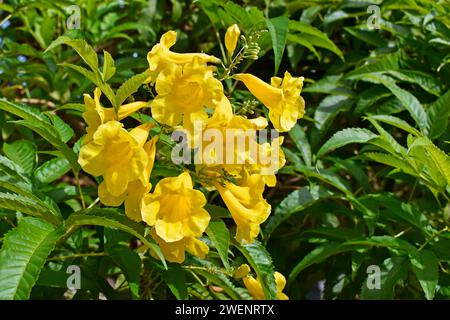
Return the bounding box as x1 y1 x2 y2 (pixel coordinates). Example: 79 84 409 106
0 0 449 300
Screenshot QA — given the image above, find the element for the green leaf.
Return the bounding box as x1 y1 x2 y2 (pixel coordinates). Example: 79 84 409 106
428 89 450 139
289 124 312 166
346 52 401 77
360 256 409 300
115 71 149 108
264 186 333 237
206 219 231 271
3 140 37 174
409 250 438 300
46 113 74 143
102 50 116 82
286 33 320 60
65 208 167 269
367 114 421 136
46 36 99 72
317 128 377 158
0 192 61 226
266 16 289 75
235 241 277 300
107 246 141 298
0 100 79 172
386 70 441 96
0 217 63 299
344 26 388 47
289 20 343 58
62 63 116 105
353 73 429 134
161 264 188 300
11 119 79 174
289 236 415 281
34 157 71 184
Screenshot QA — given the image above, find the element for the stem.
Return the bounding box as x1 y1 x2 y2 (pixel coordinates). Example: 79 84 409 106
74 171 86 209
88 197 100 209
48 252 106 261
419 226 448 251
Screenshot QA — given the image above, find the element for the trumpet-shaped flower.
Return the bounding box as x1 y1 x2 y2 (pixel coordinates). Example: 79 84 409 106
141 172 211 242
150 229 209 263
225 24 240 57
98 135 158 221
82 88 149 144
243 271 289 300
214 171 270 244
146 31 221 83
194 96 270 179
152 57 223 129
234 72 305 132
78 121 151 197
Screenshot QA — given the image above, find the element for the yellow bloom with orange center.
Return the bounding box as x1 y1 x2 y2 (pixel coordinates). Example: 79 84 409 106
141 172 211 242
243 272 289 300
146 31 221 83
150 229 209 264
98 135 158 221
225 24 240 57
152 57 223 129
214 171 270 244
234 72 305 132
82 88 149 144
78 121 151 197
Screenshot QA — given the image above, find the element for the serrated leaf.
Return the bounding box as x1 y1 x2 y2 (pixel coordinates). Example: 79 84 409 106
161 264 188 300
0 192 61 226
235 241 277 300
46 113 74 143
289 124 312 166
367 114 421 136
428 90 450 139
266 16 289 74
62 63 115 105
46 36 99 72
206 219 231 271
0 217 63 299
11 119 79 174
107 246 141 298
115 71 149 108
264 186 333 237
3 139 37 174
409 250 438 300
34 157 71 184
102 50 116 82
352 73 429 133
317 128 377 158
289 20 343 58
65 208 167 269
360 256 409 300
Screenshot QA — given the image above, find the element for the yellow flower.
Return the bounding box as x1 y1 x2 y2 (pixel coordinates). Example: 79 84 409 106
146 31 221 83
225 24 240 57
78 121 151 197
141 172 211 242
82 88 149 144
234 72 305 132
98 135 158 221
152 57 223 128
214 171 270 244
243 272 289 300
150 229 209 264
194 96 269 178
234 264 251 279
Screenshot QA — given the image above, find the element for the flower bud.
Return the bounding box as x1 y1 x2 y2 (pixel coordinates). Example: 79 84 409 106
225 24 241 57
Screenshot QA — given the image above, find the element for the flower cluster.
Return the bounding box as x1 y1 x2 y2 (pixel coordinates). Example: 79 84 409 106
77 26 305 285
